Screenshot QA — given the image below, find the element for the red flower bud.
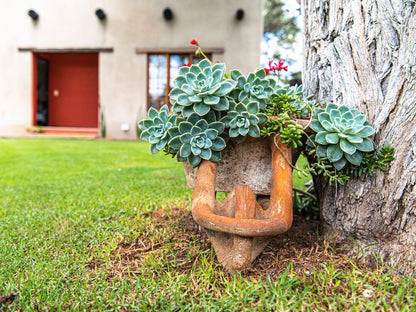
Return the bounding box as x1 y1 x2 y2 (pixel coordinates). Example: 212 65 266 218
190 39 199 45
264 68 270 75
182 63 191 67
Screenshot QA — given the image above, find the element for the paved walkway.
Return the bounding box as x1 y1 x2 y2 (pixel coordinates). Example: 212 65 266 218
0 125 99 139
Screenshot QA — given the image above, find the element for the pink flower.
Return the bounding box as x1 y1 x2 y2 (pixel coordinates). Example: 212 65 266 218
264 60 288 75
190 39 199 45
268 60 276 68
276 60 288 72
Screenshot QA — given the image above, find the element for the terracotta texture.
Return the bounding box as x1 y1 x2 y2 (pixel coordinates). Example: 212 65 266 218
184 136 274 195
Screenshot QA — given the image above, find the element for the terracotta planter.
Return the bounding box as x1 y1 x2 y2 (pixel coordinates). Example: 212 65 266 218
183 136 275 195
186 134 295 271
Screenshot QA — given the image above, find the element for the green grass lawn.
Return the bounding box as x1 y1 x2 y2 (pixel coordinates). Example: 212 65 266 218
0 138 415 311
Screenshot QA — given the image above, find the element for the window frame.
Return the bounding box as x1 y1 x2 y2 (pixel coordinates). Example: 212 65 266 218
146 52 211 110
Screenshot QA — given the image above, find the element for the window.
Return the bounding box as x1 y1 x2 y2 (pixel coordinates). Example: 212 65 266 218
147 53 211 110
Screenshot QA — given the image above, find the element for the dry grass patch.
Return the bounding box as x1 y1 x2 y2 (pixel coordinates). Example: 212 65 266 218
104 205 360 279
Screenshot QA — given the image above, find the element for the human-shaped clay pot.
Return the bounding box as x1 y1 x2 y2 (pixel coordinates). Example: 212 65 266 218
183 135 293 271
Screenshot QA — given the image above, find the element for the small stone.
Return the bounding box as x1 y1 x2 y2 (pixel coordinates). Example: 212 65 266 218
363 289 373 298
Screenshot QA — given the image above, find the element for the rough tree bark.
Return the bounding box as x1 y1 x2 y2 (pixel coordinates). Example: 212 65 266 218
301 0 416 274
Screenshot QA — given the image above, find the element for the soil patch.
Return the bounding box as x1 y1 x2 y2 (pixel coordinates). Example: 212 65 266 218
102 206 362 280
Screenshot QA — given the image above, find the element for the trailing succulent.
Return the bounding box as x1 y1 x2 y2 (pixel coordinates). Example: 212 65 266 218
308 103 375 170
265 85 316 118
260 85 318 148
169 59 236 117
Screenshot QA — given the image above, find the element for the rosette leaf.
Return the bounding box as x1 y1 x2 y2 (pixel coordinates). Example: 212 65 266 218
169 59 237 117
309 103 375 170
168 111 226 167
229 68 275 108
221 100 267 143
138 105 176 154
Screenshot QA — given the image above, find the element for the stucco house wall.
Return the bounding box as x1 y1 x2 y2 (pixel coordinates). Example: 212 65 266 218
0 0 263 139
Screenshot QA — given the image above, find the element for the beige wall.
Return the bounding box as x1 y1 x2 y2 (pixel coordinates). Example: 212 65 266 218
0 0 263 139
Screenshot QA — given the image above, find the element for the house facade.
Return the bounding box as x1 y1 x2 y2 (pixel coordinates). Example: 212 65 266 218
0 0 263 139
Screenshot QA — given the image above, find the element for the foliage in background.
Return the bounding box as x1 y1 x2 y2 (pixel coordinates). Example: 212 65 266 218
293 180 319 220
99 105 106 139
263 0 302 85
263 0 300 51
25 126 44 134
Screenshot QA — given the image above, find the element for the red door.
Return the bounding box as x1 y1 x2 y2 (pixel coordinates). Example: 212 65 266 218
38 53 99 128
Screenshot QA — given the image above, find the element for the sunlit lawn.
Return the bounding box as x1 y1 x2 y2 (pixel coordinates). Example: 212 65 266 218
0 138 414 311
1 138 192 310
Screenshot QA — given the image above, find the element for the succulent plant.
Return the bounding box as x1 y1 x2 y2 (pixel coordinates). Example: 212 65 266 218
229 68 275 108
138 105 176 154
309 103 375 170
221 101 267 143
168 59 237 117
271 85 313 117
167 111 226 167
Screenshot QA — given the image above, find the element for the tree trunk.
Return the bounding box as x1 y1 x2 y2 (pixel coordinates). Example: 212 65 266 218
301 0 416 274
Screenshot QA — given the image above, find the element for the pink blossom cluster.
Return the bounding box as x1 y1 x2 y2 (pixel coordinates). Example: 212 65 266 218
264 60 288 75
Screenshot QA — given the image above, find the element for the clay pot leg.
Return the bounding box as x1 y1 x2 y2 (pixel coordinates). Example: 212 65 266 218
214 185 256 270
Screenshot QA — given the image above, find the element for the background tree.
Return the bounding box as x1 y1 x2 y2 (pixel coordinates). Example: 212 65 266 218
301 0 416 274
264 0 300 48
263 0 302 85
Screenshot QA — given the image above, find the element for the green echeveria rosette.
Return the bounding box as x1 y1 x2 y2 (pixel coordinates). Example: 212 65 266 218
167 111 227 168
221 101 268 143
138 105 176 154
168 59 237 117
229 68 275 109
308 103 375 170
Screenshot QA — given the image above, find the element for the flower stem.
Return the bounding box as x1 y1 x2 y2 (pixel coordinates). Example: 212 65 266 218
293 187 317 202
196 47 213 65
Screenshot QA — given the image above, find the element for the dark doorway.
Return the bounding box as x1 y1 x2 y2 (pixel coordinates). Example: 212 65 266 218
36 56 49 126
